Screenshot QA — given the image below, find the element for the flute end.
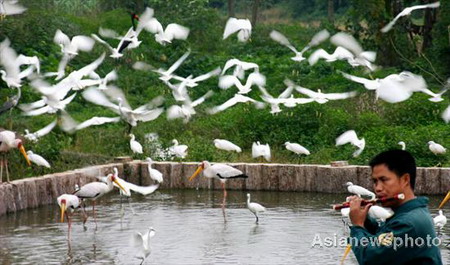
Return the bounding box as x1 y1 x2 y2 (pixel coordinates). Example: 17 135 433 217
398 193 405 200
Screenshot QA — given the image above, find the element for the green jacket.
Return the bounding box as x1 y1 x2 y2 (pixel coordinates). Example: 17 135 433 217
349 197 442 265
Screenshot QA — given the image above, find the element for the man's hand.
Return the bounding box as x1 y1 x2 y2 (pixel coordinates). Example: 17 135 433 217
349 196 371 227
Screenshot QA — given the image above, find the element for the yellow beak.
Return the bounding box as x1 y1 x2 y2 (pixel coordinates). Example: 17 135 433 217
60 203 66 223
438 191 450 209
188 166 203 181
340 244 352 264
113 179 127 193
19 145 31 166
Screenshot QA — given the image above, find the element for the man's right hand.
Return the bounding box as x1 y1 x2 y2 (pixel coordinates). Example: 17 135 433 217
349 196 372 227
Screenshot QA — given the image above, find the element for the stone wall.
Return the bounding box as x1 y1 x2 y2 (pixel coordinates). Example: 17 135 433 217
0 161 449 216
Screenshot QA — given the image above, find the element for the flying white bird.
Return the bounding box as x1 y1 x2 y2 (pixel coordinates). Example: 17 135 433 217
258 81 314 114
308 46 355 66
145 19 190 45
270 29 330 62
252 141 271 162
74 116 121 131
170 67 221 88
442 105 450 123
130 134 144 154
345 182 376 200
398 141 406 150
134 50 190 82
336 130 366 157
166 90 214 123
189 161 248 209
221 58 259 80
295 86 357 104
223 17 252 42
27 150 51 168
169 139 188 159
381 2 441 33
219 72 266 94
206 94 265 115
24 119 57 142
146 157 163 183
57 194 80 239
0 0 26 17
434 210 447 231
214 139 242 153
0 130 31 182
247 193 266 224
339 71 381 91
428 141 446 155
284 142 310 156
131 227 156 264
330 32 377 71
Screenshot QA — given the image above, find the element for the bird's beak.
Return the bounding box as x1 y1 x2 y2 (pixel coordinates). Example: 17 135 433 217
438 191 450 209
340 244 352 265
113 179 127 193
19 145 31 166
60 203 66 223
188 166 203 181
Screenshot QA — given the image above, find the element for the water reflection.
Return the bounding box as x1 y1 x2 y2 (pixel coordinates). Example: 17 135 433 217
0 190 448 264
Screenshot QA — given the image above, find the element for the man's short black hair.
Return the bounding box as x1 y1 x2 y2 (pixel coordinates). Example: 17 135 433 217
369 149 417 190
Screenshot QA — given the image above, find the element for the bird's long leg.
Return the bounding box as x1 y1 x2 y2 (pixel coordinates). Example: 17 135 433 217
255 213 259 224
67 212 72 241
5 158 9 182
92 201 98 227
221 182 227 222
128 197 136 215
0 158 3 183
80 201 88 225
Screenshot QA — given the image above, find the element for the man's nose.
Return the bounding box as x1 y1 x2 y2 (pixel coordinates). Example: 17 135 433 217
374 182 383 193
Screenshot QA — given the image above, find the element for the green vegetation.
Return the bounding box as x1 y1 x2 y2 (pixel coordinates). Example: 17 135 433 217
0 0 448 180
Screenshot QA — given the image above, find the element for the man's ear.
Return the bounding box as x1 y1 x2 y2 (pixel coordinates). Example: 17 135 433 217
401 173 411 188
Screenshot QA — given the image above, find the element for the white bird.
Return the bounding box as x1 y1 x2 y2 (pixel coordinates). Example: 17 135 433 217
100 168 159 197
130 134 144 154
270 29 329 62
308 46 355 66
284 142 310 156
336 130 366 157
27 150 51 168
57 194 80 239
146 158 163 183
368 206 394 223
189 161 248 209
206 94 265 115
74 116 121 131
295 86 357 104
398 141 406 150
145 19 190 45
247 193 266 224
219 72 266 94
434 210 447 231
442 105 450 123
131 227 156 264
0 130 31 182
345 182 375 200
252 141 271 162
166 90 214 123
0 0 26 17
339 71 381 91
133 50 190 82
169 139 188 159
381 2 441 33
214 139 242 153
170 67 221 88
73 173 126 223
428 141 446 155
330 32 377 71
223 17 252 42
24 119 57 142
221 58 259 80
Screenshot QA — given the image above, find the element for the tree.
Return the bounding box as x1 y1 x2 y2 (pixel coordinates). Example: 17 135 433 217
328 0 335 23
251 0 260 27
228 0 235 17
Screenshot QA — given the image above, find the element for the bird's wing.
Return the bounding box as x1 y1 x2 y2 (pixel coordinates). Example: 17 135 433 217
54 29 71 47
98 27 120 38
34 120 58 137
131 232 144 248
308 49 332 65
330 32 363 56
75 116 120 131
29 153 51 168
294 86 319 98
166 50 191 75
340 72 373 86
143 17 164 34
270 30 293 47
218 75 238 89
191 90 214 107
308 29 330 47
91 34 115 52
18 98 46 112
191 67 221 83
442 105 450 123
82 87 119 111
22 105 50 116
223 17 241 39
71 36 95 52
323 91 357 100
164 23 190 41
377 77 413 103
212 164 243 178
1 0 27 15
126 183 159 196
221 58 240 75
336 130 358 146
136 108 164 122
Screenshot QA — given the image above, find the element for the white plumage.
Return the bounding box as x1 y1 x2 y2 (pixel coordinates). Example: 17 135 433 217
57 194 80 223
247 193 266 224
442 105 450 123
188 161 248 183
0 0 27 16
24 119 57 142
336 130 366 157
398 141 406 150
146 157 163 183
428 141 446 155
252 141 271 162
206 93 265 115
381 2 441 33
368 206 394 222
214 139 242 153
346 182 375 200
131 227 155 264
169 139 188 159
434 210 447 230
218 72 266 94
27 151 51 168
284 142 310 156
130 134 144 154
223 17 252 42
98 168 159 197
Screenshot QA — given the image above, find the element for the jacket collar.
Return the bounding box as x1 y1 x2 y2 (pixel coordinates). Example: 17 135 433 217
393 196 428 214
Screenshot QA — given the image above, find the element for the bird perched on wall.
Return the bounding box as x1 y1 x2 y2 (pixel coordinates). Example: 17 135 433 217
214 139 242 153
246 193 266 224
335 130 365 157
345 182 376 200
223 17 252 42
131 227 155 264
0 130 31 182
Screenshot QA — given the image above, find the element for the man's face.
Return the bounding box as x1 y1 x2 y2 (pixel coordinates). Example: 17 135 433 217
372 164 408 207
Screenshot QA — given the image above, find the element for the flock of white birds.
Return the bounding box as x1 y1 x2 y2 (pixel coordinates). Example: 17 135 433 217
0 1 449 263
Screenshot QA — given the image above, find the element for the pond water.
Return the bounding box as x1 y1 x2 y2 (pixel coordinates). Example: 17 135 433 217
0 189 448 264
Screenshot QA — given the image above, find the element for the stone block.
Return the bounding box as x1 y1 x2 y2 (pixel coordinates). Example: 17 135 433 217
278 165 297 192
422 168 441 195
302 165 317 192
261 164 280 191
4 184 16 213
245 164 263 190
124 161 141 185
440 168 450 194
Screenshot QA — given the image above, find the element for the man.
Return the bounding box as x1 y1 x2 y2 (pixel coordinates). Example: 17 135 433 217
348 149 442 265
